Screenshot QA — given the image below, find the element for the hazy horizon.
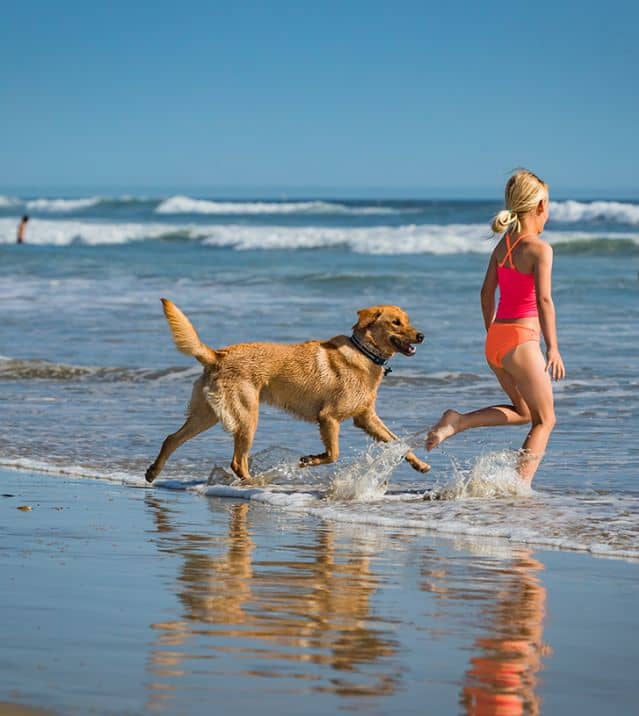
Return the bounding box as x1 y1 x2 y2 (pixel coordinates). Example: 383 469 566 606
2 184 638 202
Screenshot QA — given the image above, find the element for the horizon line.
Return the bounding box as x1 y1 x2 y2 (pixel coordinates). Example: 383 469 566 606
1 184 637 201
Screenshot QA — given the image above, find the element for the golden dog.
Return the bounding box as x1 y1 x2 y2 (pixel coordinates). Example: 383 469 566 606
145 299 430 483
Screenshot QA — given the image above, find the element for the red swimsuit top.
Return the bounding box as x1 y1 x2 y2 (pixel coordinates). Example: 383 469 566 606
495 234 538 320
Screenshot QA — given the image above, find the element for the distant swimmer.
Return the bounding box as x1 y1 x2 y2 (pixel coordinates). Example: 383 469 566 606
426 170 565 486
17 215 29 244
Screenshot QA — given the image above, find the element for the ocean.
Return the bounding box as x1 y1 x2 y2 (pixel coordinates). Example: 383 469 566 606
1 193 638 560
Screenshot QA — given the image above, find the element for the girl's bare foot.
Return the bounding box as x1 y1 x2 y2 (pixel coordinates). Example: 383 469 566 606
426 409 461 451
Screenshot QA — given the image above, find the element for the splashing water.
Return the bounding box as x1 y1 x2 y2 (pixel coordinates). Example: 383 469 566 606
427 450 534 500
208 446 307 487
206 442 415 500
327 441 411 501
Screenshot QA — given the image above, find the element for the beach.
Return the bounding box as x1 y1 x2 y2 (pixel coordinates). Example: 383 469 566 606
2 466 638 715
0 195 638 713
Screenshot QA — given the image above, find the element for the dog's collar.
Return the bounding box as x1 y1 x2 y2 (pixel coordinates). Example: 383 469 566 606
349 334 392 376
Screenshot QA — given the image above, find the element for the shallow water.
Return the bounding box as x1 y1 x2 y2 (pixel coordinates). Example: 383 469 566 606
0 196 638 559
2 469 638 716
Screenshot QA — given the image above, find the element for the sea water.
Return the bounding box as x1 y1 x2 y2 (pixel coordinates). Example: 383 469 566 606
1 194 638 559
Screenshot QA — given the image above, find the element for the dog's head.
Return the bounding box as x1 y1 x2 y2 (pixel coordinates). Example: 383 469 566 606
353 305 424 358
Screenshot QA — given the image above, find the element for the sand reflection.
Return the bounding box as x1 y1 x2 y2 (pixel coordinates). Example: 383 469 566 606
144 495 399 708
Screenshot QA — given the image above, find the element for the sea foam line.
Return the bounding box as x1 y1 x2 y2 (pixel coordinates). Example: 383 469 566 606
1 217 638 253
3 449 639 561
2 195 638 223
550 200 639 225
155 195 400 215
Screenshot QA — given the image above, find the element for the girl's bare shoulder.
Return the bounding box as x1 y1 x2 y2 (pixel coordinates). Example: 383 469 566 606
491 234 507 260
525 236 552 259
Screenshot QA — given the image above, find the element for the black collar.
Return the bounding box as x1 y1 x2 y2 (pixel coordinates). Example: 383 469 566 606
349 334 392 376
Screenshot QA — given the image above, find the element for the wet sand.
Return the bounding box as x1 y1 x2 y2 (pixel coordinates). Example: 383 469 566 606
1 467 638 715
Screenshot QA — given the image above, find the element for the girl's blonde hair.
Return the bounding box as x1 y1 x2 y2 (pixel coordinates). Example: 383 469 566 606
491 169 549 235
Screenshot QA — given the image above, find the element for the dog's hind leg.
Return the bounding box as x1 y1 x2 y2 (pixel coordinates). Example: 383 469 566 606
229 390 259 481
146 410 218 483
300 414 340 467
146 380 218 483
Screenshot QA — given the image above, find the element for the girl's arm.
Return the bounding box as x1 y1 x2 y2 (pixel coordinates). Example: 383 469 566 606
480 252 498 331
534 243 565 380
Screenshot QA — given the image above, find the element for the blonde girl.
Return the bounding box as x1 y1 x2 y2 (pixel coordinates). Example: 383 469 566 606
427 170 565 484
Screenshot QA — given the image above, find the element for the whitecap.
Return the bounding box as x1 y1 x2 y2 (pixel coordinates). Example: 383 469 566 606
25 197 103 212
155 195 399 215
550 200 639 225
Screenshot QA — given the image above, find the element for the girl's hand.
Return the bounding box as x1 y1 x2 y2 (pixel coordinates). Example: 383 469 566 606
546 349 565 381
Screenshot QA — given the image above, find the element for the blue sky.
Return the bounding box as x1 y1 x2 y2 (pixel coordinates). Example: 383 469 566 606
1 0 637 197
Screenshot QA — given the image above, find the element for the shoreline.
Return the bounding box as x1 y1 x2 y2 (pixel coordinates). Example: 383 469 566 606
2 459 637 563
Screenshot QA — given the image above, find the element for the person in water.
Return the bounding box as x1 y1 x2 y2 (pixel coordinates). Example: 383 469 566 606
17 215 29 244
426 170 565 485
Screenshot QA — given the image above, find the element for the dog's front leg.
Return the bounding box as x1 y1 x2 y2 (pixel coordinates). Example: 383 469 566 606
353 410 431 473
300 415 340 467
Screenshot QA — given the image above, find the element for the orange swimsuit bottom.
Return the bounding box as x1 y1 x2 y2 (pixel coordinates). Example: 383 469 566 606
485 323 540 368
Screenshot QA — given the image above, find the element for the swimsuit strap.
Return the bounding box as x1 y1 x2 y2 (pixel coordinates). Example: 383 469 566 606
498 233 529 268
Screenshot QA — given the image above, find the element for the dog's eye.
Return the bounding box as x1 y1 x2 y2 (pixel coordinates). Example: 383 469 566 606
392 319 402 326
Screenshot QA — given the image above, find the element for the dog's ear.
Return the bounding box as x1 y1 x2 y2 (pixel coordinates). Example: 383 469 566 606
353 307 383 331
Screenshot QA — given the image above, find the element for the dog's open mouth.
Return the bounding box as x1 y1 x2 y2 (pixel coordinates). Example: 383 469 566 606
391 337 417 356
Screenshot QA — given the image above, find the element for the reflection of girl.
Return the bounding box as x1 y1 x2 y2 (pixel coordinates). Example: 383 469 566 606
462 551 551 716
427 170 565 484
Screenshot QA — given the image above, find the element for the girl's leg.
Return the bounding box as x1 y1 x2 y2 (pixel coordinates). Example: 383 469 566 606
426 363 532 450
501 343 556 485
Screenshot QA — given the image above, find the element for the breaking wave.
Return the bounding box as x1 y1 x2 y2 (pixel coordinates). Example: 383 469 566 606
25 197 103 212
2 195 638 226
550 200 639 225
2 217 638 254
155 195 400 215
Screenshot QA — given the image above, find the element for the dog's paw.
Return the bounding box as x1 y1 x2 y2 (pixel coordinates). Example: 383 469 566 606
406 456 431 473
145 466 157 483
299 453 327 467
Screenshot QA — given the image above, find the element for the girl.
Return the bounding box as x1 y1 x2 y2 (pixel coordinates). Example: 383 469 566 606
426 170 565 484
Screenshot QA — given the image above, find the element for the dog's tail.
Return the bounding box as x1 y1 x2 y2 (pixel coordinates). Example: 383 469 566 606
160 298 218 366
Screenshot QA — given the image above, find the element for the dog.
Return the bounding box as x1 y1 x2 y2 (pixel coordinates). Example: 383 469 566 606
145 299 430 483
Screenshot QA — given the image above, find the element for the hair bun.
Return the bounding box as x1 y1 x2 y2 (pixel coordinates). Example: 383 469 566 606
491 209 517 234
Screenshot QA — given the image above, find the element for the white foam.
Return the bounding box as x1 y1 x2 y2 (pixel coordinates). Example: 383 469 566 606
2 217 637 253
3 451 639 561
155 195 399 215
25 197 102 212
200 222 490 253
3 195 637 225
429 450 534 500
0 456 146 487
194 483 319 508
0 218 190 246
199 224 638 254
327 441 409 501
550 200 639 225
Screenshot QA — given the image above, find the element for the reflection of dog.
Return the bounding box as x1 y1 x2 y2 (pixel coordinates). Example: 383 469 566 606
146 299 430 482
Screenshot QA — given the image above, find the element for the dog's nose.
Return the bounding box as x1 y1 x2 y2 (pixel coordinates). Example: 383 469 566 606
416 332 425 343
